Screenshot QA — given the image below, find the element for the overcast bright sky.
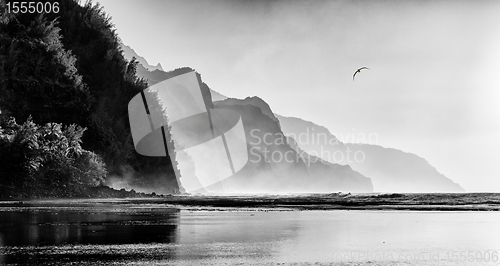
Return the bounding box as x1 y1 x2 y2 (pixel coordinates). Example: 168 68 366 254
97 0 500 192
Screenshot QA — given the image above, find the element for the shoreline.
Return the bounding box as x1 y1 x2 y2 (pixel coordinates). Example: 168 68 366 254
0 193 499 211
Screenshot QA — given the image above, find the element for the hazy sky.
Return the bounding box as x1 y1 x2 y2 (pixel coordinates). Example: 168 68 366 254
97 0 500 192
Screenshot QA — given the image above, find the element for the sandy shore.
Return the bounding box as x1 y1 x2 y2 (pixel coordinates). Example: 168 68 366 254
2 192 498 211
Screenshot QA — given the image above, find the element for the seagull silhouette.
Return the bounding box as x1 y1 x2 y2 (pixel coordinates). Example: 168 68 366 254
353 67 369 81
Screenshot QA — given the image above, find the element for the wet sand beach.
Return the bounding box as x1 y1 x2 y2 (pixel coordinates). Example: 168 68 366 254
1 194 499 265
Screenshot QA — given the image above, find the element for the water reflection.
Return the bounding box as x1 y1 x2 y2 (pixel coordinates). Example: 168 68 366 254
173 211 300 261
0 232 4 264
1 206 500 265
0 208 180 246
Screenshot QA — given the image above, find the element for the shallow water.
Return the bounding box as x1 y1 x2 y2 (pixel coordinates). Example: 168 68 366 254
0 204 499 265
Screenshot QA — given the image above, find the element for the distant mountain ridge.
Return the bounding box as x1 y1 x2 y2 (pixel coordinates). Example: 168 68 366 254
277 115 464 192
124 43 464 193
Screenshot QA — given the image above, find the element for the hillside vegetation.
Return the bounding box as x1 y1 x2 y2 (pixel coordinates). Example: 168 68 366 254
0 0 179 198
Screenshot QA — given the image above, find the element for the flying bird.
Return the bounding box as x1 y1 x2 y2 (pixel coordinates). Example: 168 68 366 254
353 67 370 81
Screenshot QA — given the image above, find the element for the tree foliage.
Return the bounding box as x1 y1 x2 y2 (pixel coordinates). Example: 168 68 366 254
0 0 180 197
0 117 106 197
